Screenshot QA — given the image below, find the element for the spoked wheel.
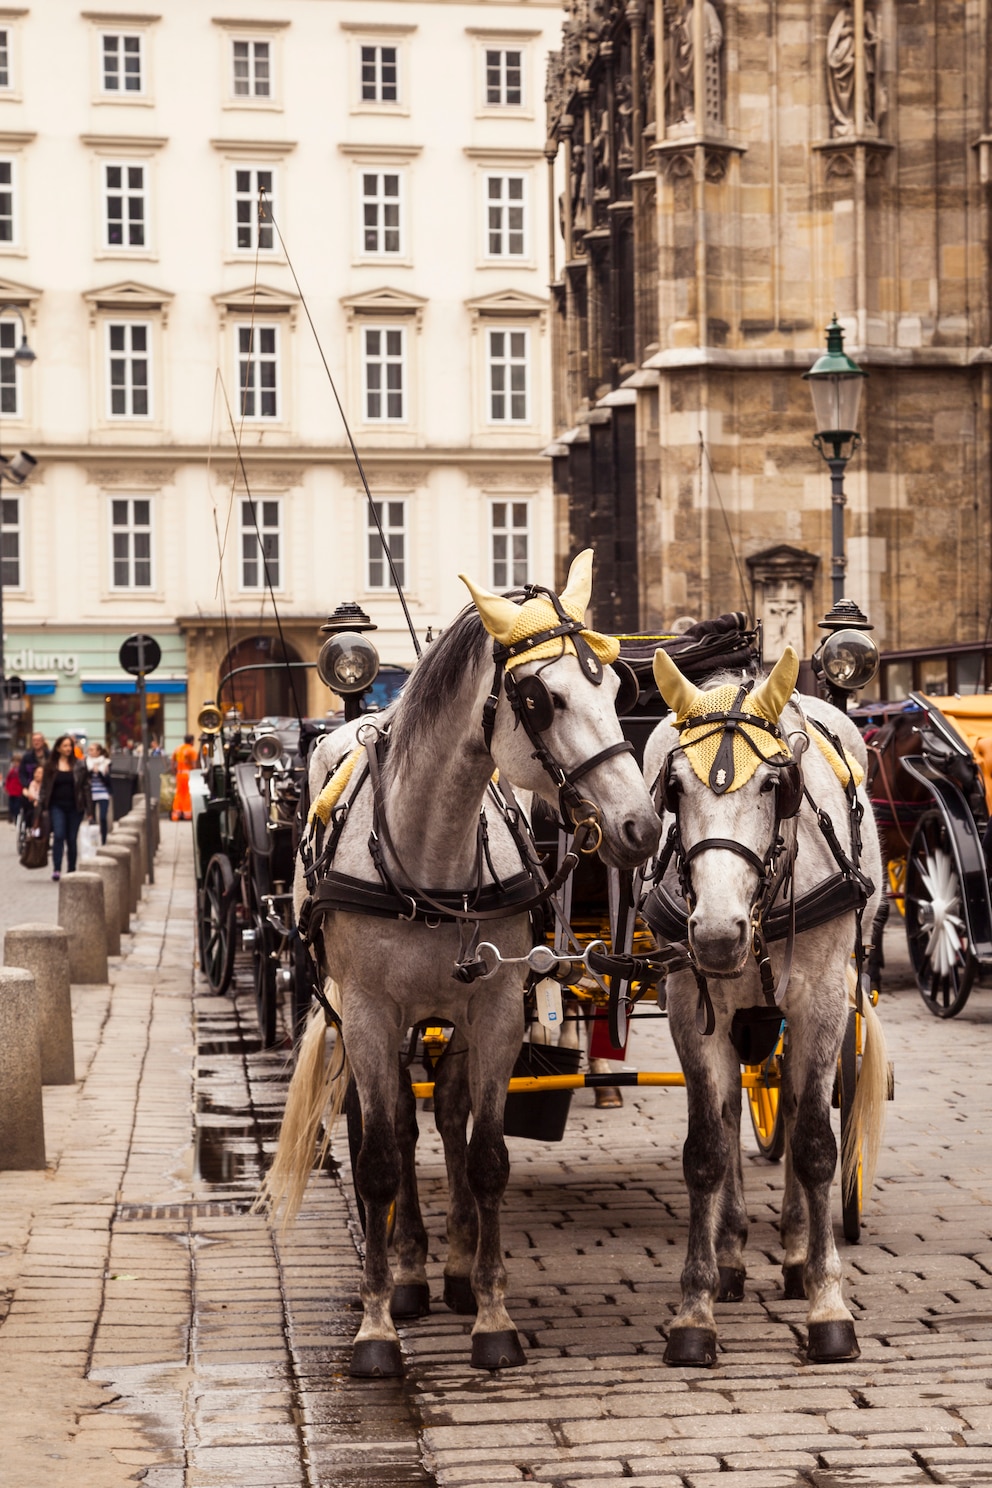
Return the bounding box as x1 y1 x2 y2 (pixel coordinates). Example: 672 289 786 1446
253 915 278 1049
904 810 978 1018
837 1008 862 1244
198 853 236 994
746 1041 785 1162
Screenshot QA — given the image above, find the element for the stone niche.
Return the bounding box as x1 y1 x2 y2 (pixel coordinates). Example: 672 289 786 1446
746 545 820 663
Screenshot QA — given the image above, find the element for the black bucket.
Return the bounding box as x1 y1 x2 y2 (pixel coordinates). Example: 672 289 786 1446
503 1041 582 1142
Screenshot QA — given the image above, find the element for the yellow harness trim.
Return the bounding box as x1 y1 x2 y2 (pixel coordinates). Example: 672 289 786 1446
502 593 620 672
810 728 864 789
679 683 792 792
308 745 363 826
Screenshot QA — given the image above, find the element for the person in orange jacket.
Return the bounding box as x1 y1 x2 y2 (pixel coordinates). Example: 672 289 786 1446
171 734 198 821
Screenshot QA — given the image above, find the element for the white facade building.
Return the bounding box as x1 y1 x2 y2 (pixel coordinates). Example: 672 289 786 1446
0 0 561 750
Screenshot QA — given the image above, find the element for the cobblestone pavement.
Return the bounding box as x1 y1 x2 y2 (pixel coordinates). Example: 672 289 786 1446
2 821 992 1486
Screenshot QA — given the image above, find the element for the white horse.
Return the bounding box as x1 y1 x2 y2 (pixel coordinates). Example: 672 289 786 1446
642 645 887 1366
261 551 661 1377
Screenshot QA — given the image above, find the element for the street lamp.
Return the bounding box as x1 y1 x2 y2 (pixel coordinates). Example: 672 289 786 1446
0 306 37 776
317 601 380 722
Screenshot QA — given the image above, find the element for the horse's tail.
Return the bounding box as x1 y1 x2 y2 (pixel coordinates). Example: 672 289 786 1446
841 970 888 1200
253 986 350 1234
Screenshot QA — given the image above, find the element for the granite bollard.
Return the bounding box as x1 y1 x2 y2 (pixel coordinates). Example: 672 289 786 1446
3 925 74 1086
117 821 147 885
0 967 45 1168
111 830 142 911
57 872 108 984
85 854 123 956
94 845 131 933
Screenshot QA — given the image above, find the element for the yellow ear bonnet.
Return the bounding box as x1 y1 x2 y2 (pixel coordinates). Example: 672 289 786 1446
459 548 620 670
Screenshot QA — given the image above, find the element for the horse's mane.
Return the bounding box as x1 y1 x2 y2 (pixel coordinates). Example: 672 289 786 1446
386 604 490 768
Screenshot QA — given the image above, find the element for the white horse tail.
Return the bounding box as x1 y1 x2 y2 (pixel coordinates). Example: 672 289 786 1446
253 988 350 1233
841 969 888 1200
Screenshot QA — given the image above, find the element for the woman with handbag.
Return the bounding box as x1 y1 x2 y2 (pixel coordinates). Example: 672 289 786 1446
39 734 93 881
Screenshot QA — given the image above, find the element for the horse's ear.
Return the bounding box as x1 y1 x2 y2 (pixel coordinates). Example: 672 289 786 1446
652 648 702 719
750 646 800 723
458 573 522 643
558 548 594 619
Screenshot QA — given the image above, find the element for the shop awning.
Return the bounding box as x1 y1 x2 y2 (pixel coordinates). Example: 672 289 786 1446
80 677 188 696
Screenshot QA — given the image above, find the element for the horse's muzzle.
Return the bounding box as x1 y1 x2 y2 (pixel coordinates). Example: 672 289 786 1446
687 912 750 976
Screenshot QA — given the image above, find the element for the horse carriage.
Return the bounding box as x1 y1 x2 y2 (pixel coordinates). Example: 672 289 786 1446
860 685 992 1018
260 551 889 1379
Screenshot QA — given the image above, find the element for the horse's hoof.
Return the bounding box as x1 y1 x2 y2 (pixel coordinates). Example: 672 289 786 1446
717 1265 745 1302
470 1329 526 1371
391 1283 430 1319
663 1327 717 1368
349 1339 404 1378
594 1086 623 1109
806 1319 860 1364
782 1263 806 1300
443 1275 477 1315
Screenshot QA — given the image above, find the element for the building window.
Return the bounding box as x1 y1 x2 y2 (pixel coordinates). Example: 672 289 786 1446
487 328 529 423
363 326 405 422
0 319 22 415
362 171 402 255
240 497 280 589
232 38 270 98
367 500 406 588
486 174 526 258
0 30 11 90
486 48 522 107
102 32 143 93
0 160 14 244
104 162 146 248
235 167 274 251
237 324 279 419
107 322 150 419
491 501 529 590
1 494 20 588
361 44 398 103
111 497 152 589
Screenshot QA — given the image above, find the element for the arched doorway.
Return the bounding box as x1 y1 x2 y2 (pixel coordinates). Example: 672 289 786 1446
218 635 305 721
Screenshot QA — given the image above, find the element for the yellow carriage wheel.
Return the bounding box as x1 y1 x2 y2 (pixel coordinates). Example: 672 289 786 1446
745 1036 785 1162
887 856 907 916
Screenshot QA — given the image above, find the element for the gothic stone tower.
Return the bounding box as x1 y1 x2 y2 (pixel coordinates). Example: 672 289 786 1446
546 1 992 662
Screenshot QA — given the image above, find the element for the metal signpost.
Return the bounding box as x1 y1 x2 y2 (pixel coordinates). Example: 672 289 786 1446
119 632 162 886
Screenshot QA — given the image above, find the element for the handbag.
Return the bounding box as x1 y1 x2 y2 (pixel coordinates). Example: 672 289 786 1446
19 810 50 870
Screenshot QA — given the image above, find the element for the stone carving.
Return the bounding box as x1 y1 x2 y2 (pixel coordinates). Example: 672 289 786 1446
546 49 566 137
666 1 723 131
827 3 883 138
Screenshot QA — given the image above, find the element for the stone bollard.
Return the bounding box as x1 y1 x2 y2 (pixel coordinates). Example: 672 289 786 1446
118 820 148 882
112 830 143 909
85 855 123 957
0 967 45 1168
95 845 132 933
3 924 74 1086
57 872 108 984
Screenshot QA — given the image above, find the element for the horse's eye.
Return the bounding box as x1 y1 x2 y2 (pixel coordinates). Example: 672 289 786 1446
759 775 777 794
552 693 566 711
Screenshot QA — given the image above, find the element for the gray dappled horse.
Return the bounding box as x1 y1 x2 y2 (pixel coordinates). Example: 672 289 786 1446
262 551 660 1378
642 645 887 1367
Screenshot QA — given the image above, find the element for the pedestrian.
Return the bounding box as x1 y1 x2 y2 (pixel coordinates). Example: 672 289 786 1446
171 733 198 821
5 751 23 823
19 730 49 788
86 740 112 845
39 733 93 880
24 763 43 807
148 734 164 757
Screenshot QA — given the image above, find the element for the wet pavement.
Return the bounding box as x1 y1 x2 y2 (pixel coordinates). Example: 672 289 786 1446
3 820 992 1485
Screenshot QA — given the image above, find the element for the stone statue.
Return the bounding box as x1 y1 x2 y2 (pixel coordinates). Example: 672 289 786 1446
827 4 882 137
667 1 723 130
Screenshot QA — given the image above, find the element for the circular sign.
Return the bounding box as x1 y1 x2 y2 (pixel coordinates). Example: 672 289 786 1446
119 633 162 677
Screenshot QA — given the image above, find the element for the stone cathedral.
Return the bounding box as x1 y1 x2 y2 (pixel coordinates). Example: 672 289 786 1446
544 1 992 676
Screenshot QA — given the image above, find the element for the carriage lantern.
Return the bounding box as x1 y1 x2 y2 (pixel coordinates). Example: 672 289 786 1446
815 598 880 711
317 601 381 721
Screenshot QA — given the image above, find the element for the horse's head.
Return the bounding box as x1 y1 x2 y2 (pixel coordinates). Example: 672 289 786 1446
648 646 803 975
460 549 661 869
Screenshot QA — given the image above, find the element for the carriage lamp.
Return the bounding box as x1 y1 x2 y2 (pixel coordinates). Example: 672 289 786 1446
197 702 223 735
318 602 381 721
804 317 867 608
251 729 283 767
813 599 879 711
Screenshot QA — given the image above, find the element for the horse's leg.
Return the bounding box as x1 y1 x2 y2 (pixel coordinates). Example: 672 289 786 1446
786 980 860 1363
778 1058 808 1300
664 990 739 1367
714 1073 748 1303
465 994 527 1370
390 1064 430 1320
346 1012 405 1378
432 1029 478 1315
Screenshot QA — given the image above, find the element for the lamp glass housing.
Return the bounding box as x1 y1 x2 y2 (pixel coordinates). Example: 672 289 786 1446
317 631 380 695
820 628 880 691
808 373 864 443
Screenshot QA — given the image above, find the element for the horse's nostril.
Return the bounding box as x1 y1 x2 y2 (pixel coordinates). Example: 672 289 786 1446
623 815 661 854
